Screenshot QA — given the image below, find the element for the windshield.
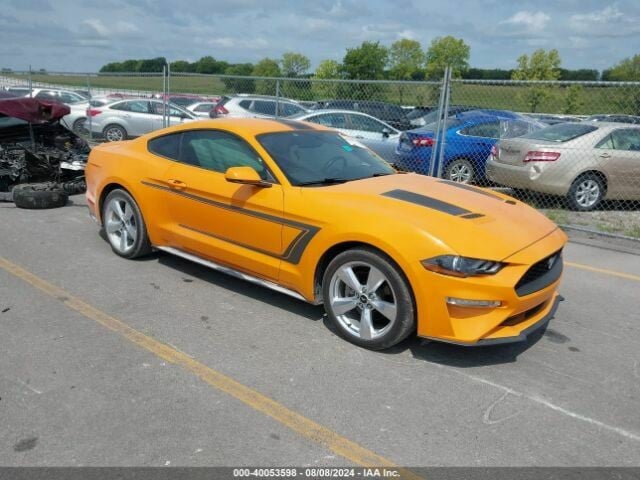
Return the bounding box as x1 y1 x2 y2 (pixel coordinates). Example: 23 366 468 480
522 123 598 142
257 131 395 186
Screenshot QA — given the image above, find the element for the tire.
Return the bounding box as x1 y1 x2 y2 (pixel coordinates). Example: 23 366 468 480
72 118 88 135
103 124 127 142
102 189 152 259
12 183 69 209
566 173 605 211
322 248 415 350
445 158 475 184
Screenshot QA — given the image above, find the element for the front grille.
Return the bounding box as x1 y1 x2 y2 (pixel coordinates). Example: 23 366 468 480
515 250 563 297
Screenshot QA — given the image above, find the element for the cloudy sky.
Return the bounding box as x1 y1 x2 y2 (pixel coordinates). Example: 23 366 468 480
1 0 639 72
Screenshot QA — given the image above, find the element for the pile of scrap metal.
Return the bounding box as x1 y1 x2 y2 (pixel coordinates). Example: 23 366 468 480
0 98 89 209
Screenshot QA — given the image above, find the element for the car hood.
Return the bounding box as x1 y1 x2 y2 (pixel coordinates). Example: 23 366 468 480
299 173 558 261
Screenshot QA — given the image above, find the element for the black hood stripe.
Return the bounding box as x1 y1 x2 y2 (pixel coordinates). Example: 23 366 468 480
382 189 471 216
437 180 504 201
437 180 516 206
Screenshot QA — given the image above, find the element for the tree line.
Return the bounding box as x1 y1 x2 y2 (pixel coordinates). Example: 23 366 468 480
97 37 640 83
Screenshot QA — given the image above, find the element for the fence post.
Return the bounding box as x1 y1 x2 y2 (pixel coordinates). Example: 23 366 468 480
28 65 32 97
275 79 281 118
429 66 448 177
162 65 167 128
87 74 93 141
436 66 452 179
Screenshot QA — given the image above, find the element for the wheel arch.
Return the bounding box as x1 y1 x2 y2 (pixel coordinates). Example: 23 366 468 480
313 241 417 310
97 182 134 224
572 169 608 193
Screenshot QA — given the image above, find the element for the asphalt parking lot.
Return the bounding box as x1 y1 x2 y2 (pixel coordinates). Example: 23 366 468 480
1 195 639 468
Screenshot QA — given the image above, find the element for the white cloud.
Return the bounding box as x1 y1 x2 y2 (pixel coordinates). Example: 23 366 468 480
82 18 139 37
570 5 623 29
501 11 550 32
569 5 640 36
207 37 269 50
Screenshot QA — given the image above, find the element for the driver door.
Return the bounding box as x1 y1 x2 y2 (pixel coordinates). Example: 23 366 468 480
160 129 284 280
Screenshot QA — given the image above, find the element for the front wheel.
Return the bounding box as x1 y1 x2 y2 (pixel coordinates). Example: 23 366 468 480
322 248 415 350
102 189 151 258
445 159 475 184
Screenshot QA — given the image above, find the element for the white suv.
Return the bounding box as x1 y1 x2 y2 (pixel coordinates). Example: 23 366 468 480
211 95 307 119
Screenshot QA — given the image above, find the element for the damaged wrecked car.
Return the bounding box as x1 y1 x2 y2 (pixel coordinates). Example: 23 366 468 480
0 98 89 209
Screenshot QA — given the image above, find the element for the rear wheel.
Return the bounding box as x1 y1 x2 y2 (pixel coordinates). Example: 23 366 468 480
322 248 415 350
103 124 127 142
566 173 605 211
102 189 151 258
72 118 88 135
445 159 475 184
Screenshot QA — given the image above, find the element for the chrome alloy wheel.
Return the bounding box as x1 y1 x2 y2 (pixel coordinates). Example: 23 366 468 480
328 261 398 340
104 125 125 142
104 197 138 255
448 161 473 183
575 179 601 208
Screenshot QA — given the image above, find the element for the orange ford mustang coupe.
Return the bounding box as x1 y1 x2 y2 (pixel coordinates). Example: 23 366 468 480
86 118 567 350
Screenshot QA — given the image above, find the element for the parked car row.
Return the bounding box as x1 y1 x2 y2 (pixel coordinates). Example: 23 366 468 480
4 83 636 212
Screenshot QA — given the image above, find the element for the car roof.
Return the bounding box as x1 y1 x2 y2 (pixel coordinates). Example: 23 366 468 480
142 117 332 139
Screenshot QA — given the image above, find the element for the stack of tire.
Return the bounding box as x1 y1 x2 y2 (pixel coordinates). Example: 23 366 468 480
0 179 85 209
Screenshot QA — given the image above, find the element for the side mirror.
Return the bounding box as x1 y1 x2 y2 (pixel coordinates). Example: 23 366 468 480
225 166 272 188
382 128 391 139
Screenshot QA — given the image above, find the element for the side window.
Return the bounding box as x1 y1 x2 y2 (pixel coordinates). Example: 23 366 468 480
308 113 348 128
59 92 82 104
609 129 640 151
127 101 151 114
194 104 212 112
460 121 500 138
238 99 252 110
280 103 304 116
348 114 386 133
252 101 276 116
110 102 132 112
595 134 614 149
180 130 269 179
148 133 182 160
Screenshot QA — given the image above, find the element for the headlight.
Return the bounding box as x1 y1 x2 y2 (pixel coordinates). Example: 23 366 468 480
421 255 505 277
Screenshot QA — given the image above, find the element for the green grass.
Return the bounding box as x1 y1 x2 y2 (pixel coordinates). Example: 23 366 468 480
8 73 638 115
625 225 640 239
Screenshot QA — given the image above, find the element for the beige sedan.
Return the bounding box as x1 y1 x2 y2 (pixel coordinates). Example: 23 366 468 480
487 122 640 210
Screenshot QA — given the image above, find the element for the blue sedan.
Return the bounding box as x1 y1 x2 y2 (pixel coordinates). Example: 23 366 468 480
394 110 544 184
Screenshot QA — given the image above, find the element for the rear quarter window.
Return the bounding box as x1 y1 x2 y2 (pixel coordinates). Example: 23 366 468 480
148 133 181 160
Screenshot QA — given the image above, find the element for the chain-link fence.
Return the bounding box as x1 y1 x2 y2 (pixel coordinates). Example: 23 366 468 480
1 68 639 238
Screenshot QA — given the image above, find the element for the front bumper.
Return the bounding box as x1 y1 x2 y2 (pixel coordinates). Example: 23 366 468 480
422 293 561 346
413 228 567 345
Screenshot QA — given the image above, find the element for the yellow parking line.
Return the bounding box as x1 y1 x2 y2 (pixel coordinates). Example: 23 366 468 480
0 256 422 479
565 261 640 282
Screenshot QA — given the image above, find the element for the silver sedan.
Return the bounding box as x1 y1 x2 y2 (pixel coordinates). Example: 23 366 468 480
89 99 198 141
292 110 400 162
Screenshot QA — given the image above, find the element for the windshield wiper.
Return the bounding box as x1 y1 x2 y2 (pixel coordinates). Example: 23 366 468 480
296 178 351 186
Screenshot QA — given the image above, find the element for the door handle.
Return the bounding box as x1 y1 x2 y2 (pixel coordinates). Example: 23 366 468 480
599 153 611 159
167 179 187 190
